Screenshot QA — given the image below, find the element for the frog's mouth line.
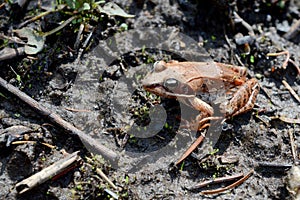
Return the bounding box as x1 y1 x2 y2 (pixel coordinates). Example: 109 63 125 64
143 84 195 98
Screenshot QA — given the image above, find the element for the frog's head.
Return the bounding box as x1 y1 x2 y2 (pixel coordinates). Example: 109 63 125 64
142 61 194 98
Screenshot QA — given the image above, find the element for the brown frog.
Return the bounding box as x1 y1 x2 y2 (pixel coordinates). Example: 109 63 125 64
142 60 259 129
142 60 260 163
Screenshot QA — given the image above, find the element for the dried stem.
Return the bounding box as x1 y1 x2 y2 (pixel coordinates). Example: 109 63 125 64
189 173 244 190
201 169 254 195
267 50 290 69
16 151 82 194
0 76 119 164
282 80 300 104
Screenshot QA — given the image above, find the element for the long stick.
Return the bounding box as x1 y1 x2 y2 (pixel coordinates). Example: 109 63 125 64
0 76 119 164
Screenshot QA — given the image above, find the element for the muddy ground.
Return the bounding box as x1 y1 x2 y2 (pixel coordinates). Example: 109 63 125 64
0 0 300 199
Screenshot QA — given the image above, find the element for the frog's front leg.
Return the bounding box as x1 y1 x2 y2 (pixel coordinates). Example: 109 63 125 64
221 78 260 117
178 96 214 130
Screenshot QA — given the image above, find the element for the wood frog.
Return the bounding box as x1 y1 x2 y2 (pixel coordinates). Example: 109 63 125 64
142 60 260 130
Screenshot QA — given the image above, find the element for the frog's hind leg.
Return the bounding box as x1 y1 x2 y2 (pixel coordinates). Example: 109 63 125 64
222 78 260 117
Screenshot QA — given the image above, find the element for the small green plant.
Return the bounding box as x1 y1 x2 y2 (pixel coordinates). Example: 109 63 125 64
209 148 219 155
250 55 255 63
179 161 185 171
0 92 7 99
76 184 83 191
124 175 129 184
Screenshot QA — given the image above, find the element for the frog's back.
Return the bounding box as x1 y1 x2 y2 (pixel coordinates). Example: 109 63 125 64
174 61 224 80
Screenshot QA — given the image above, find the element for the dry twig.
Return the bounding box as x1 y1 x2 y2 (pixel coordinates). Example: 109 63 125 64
189 173 244 190
283 19 300 40
96 167 118 190
16 151 82 194
266 50 300 74
74 23 85 50
75 27 95 63
0 47 25 61
282 80 300 104
0 3 5 9
233 12 254 36
288 129 298 163
256 162 292 169
86 156 119 190
11 140 56 149
267 50 290 69
201 169 254 195
18 6 65 28
274 116 300 124
0 76 119 164
64 107 92 112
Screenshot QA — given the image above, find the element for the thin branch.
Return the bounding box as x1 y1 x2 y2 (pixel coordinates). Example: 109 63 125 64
18 6 66 28
233 12 254 36
16 151 82 194
0 47 25 61
0 76 119 164
18 10 52 28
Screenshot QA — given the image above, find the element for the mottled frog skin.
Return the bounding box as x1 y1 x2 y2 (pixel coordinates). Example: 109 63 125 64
142 60 259 129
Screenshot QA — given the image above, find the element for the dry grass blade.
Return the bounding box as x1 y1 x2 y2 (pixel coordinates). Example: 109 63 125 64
282 80 300 104
86 157 118 190
11 141 56 149
201 169 254 195
288 129 298 163
267 51 290 69
189 173 244 190
277 116 300 124
96 168 118 190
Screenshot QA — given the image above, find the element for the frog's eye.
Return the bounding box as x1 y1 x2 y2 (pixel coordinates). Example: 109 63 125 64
153 61 166 72
164 78 179 90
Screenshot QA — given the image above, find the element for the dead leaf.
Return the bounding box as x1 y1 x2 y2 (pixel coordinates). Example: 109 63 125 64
98 2 134 18
13 28 45 55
